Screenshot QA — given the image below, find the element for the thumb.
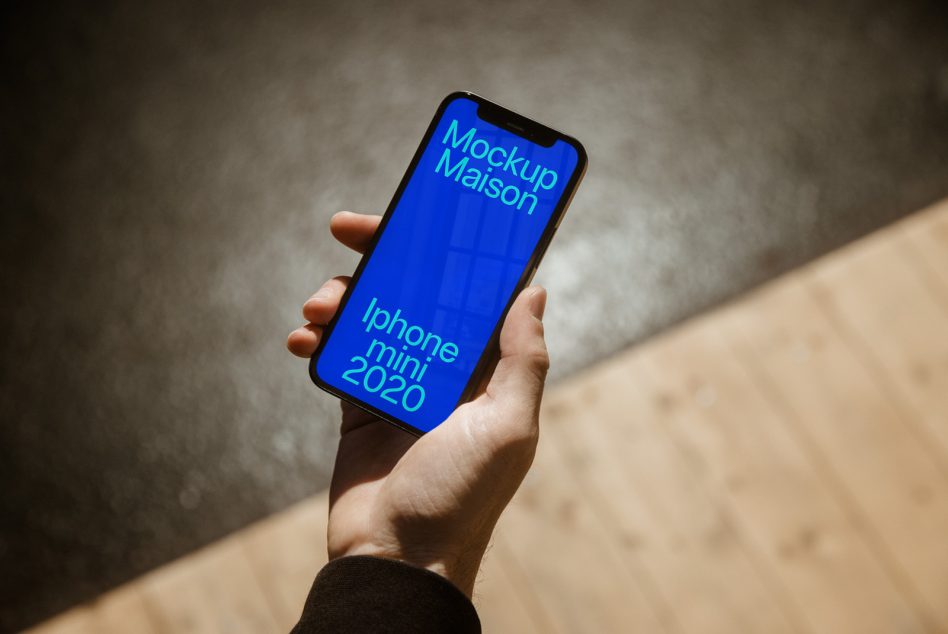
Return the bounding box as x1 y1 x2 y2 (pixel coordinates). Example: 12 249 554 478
486 286 550 409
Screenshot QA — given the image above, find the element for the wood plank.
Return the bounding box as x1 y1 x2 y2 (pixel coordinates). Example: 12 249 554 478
23 584 158 634
900 198 948 303
638 314 925 634
22 608 96 634
541 357 800 634
720 276 948 630
138 534 280 634
497 417 669 634
240 493 330 631
85 587 159 634
808 221 948 468
474 539 548 634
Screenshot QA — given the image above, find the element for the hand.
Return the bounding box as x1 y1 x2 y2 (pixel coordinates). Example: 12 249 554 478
287 211 549 597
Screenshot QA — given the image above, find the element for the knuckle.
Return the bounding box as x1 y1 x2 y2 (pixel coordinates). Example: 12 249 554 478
490 416 540 459
500 420 541 462
526 347 550 376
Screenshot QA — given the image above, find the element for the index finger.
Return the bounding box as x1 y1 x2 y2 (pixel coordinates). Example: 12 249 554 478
330 211 382 254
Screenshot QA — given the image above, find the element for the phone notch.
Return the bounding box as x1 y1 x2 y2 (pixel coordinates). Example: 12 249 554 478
476 102 557 147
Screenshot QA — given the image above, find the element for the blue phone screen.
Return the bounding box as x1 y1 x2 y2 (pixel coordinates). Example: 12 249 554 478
315 95 580 433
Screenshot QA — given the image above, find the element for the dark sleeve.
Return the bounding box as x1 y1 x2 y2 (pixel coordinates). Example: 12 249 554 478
290 555 481 634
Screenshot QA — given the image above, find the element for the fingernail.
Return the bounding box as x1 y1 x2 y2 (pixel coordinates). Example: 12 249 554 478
530 286 547 320
314 288 331 301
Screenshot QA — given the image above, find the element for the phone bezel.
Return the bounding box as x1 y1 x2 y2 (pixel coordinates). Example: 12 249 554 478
308 91 588 436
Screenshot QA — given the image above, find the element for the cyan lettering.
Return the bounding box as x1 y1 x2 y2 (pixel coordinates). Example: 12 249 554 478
435 148 468 181
534 167 558 192
367 338 397 366
502 145 524 175
441 119 476 151
487 146 506 167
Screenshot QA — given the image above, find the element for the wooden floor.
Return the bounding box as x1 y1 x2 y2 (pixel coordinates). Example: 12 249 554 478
27 199 948 634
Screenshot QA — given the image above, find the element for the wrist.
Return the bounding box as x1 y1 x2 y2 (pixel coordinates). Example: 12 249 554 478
418 553 482 598
337 542 485 598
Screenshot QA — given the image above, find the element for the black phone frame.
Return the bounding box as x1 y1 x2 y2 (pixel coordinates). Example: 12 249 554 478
308 91 588 436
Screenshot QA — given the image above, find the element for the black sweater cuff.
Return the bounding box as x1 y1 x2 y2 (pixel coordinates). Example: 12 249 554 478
291 555 480 633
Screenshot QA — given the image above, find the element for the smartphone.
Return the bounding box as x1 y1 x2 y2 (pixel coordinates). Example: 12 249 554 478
309 92 587 435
